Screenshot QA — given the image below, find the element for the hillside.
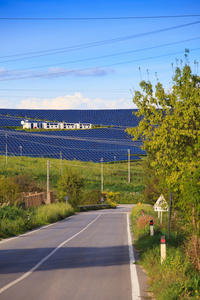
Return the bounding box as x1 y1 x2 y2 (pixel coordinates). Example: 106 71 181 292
0 109 145 162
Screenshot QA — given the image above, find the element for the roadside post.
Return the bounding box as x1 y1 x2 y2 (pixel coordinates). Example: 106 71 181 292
150 220 154 236
161 235 166 264
101 196 104 203
64 195 70 204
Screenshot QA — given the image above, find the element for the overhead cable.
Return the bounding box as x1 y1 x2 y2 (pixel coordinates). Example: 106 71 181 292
1 15 200 20
3 36 200 73
0 20 199 63
1 47 199 81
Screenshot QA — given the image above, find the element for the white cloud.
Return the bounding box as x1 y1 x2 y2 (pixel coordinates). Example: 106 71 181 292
16 93 136 110
0 99 12 108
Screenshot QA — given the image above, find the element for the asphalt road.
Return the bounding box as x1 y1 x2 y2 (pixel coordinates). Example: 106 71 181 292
0 205 148 300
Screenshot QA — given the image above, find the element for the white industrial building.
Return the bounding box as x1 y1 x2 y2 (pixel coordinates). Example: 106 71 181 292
21 120 92 130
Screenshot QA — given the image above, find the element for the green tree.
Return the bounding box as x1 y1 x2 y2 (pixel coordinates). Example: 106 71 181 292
56 169 85 208
127 63 200 270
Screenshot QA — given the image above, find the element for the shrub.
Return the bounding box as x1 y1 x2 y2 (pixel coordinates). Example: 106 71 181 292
80 189 103 205
14 173 44 193
106 191 121 202
56 169 85 208
0 176 19 205
136 215 156 230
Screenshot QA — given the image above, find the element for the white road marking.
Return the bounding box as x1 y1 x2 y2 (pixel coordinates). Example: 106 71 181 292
0 214 100 294
127 213 141 300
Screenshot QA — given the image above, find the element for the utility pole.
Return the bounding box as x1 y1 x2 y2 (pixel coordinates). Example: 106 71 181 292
20 145 22 156
128 149 130 183
101 158 103 193
5 133 7 165
20 145 23 169
47 160 50 204
60 151 63 175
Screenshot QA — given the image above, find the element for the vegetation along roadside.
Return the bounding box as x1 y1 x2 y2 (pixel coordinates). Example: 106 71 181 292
128 58 200 299
131 204 200 299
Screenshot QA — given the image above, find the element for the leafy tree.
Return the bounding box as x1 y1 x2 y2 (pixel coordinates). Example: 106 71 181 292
141 157 162 205
56 169 85 208
127 62 200 270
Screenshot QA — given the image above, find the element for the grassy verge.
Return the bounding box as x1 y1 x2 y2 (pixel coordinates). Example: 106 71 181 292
0 203 74 239
0 156 145 204
131 205 200 299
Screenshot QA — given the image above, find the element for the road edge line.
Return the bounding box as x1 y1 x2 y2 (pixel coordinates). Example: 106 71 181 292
127 213 141 300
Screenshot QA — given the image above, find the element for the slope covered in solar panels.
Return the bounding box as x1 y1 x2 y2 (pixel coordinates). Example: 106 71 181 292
0 109 140 127
0 115 25 127
0 127 145 162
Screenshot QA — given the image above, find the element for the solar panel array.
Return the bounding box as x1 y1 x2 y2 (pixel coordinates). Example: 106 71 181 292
0 108 140 127
0 109 145 162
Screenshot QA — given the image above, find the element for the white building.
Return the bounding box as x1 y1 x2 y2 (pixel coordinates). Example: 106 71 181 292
21 120 92 130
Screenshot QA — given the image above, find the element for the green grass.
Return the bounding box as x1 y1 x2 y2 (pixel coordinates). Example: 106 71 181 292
131 205 200 299
0 203 74 239
0 155 145 203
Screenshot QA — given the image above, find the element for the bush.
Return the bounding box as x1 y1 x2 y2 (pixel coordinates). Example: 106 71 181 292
56 169 85 208
80 189 103 205
0 176 19 205
106 191 144 204
14 173 44 193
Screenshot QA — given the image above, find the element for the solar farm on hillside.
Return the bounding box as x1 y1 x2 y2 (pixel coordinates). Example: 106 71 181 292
0 109 145 162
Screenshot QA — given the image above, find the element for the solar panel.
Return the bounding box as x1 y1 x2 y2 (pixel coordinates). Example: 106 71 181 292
0 109 145 162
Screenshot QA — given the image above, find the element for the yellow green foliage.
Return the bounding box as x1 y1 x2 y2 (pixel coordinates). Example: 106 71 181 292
106 191 120 202
0 176 18 205
127 62 200 269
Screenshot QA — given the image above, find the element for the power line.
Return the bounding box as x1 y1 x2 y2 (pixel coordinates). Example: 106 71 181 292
3 37 200 73
0 88 128 92
1 15 200 20
1 47 199 81
0 21 199 63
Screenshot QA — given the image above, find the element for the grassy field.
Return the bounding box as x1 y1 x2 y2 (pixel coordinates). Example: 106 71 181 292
0 155 145 204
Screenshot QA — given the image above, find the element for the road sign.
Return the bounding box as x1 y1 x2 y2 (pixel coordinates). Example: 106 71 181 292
64 195 70 204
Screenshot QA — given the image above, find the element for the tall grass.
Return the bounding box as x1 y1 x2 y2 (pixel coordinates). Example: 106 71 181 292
0 203 74 239
131 205 200 299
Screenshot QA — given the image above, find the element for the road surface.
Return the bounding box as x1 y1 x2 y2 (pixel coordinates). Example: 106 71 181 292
0 205 148 300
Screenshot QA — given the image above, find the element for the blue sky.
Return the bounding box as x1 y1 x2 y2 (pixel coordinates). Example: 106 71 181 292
0 0 200 110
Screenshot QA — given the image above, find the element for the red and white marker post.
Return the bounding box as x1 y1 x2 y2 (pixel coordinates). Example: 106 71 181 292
161 235 166 264
150 220 154 236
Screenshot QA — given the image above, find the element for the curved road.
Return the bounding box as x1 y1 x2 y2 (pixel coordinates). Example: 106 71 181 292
0 205 148 300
